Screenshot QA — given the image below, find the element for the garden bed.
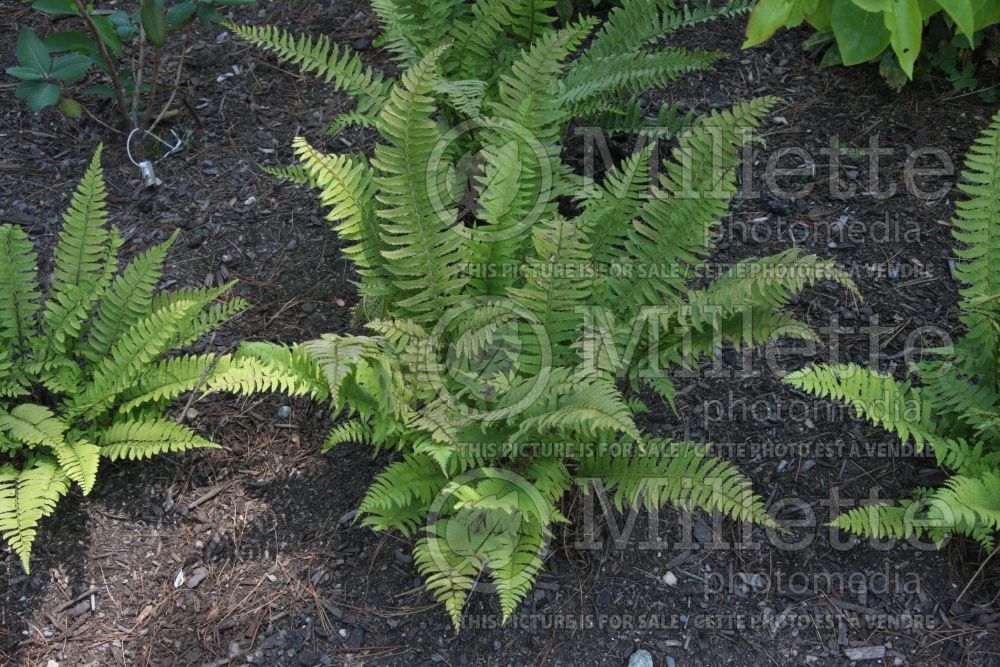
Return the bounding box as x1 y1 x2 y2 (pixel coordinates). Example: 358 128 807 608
1 0 998 665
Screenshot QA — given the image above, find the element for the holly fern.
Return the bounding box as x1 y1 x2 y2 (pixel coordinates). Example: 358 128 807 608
0 146 314 571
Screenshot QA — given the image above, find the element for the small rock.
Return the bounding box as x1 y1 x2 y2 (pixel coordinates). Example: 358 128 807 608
185 566 209 589
662 571 678 586
347 627 364 648
277 405 291 419
627 649 654 667
286 239 298 251
298 649 321 666
692 520 713 544
801 459 817 473
844 646 886 661
595 587 611 606
351 35 374 50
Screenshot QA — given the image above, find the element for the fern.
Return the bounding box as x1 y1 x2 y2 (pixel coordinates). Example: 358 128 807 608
786 111 1000 552
0 147 309 571
239 0 859 629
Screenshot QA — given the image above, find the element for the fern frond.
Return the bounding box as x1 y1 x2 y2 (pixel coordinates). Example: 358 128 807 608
784 364 933 447
561 49 724 115
322 419 373 451
414 528 480 630
581 440 774 526
0 403 68 448
487 517 547 622
0 458 70 572
0 225 41 354
613 97 779 311
444 0 517 79
302 334 381 408
236 341 331 402
51 437 100 494
358 454 447 535
82 231 177 363
372 46 470 325
98 418 218 461
508 0 557 43
292 139 389 289
229 24 388 112
259 163 314 186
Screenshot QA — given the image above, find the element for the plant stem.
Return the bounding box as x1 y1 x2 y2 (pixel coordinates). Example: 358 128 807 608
148 26 190 132
72 0 133 131
141 46 163 130
131 26 146 131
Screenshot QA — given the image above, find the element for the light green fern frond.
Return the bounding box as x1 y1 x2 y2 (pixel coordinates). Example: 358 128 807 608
82 231 177 363
0 458 70 572
783 364 933 447
98 418 218 461
414 528 480 630
581 440 774 526
229 24 389 113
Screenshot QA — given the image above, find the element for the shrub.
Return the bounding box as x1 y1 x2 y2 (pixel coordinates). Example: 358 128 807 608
0 146 311 571
235 0 857 628
743 0 1000 92
785 109 1000 552
7 0 255 128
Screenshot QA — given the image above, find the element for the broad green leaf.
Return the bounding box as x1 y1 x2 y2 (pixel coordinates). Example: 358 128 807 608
5 67 44 81
743 0 795 47
44 31 98 55
31 0 79 14
831 0 891 64
91 16 124 55
166 0 197 27
886 0 922 77
16 28 51 74
933 0 976 40
49 54 92 84
16 81 61 113
853 0 890 10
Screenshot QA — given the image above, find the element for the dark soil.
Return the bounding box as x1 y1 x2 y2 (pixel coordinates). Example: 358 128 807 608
1 1 998 666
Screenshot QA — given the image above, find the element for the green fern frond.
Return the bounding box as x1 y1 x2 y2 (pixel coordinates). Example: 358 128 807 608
830 503 926 541
561 49 725 115
292 138 389 288
302 334 381 408
358 454 447 535
0 458 70 572
0 403 67 448
322 419 373 451
444 0 517 79
508 0 557 43
51 437 100 494
414 528 480 630
488 517 547 622
259 164 314 185
98 418 219 461
82 231 177 363
229 24 389 112
783 364 932 447
0 225 41 354
614 97 780 311
236 341 331 402
581 440 774 526
372 46 470 325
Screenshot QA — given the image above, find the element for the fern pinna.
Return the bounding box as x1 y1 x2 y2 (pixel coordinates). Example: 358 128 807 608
785 110 1000 553
234 2 856 629
0 147 314 572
